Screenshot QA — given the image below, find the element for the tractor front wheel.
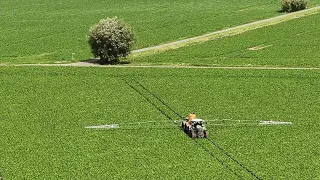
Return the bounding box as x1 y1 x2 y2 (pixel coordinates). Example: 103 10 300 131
203 130 208 138
191 130 196 139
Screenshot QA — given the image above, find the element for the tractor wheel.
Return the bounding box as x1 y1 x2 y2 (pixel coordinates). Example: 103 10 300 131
191 130 196 139
203 130 208 138
188 129 192 138
182 121 187 133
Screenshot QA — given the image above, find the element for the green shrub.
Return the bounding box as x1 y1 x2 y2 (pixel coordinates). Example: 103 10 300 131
281 0 308 12
88 17 134 64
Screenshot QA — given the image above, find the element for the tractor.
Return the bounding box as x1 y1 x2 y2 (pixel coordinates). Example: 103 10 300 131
181 119 208 138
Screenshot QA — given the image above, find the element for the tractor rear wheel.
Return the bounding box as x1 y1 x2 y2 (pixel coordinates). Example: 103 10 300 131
187 129 191 137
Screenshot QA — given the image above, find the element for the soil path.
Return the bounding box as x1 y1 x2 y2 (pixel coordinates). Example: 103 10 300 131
6 64 320 70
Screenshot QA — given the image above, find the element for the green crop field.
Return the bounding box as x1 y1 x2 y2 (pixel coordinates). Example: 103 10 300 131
1 0 320 179
4 0 320 63
132 12 320 67
0 67 319 179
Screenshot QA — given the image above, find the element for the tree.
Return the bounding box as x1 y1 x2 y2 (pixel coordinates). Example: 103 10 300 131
88 17 134 64
281 0 308 12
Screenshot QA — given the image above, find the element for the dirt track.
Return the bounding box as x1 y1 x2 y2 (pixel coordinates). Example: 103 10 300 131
2 63 318 70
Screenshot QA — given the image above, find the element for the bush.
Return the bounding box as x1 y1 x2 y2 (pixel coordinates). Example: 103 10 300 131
88 17 134 64
281 0 308 12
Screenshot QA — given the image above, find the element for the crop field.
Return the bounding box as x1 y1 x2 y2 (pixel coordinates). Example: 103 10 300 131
1 0 320 179
3 0 320 63
132 12 320 67
0 67 319 179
